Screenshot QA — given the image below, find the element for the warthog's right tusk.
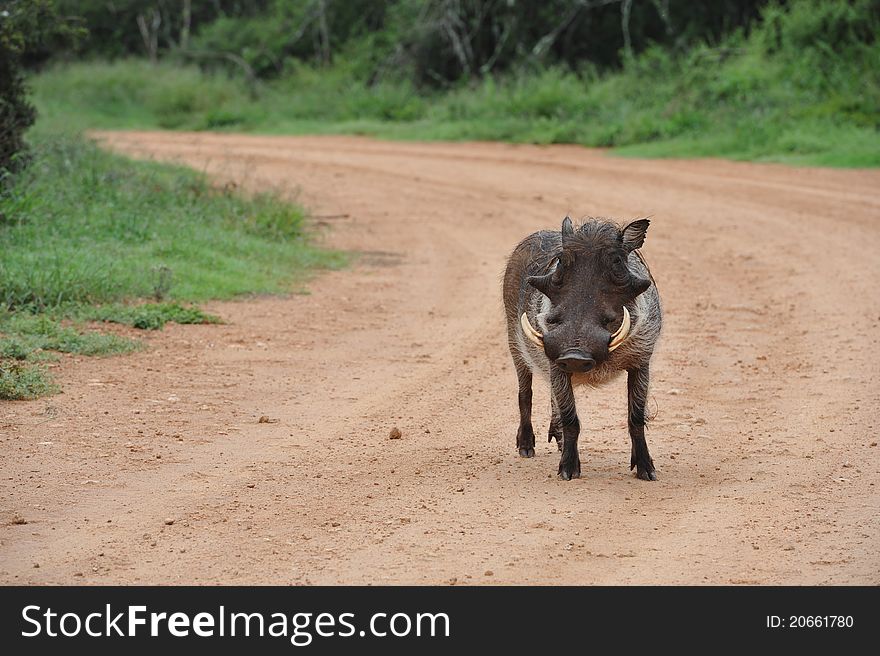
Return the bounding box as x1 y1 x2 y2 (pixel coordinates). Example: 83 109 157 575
608 306 631 352
520 312 544 348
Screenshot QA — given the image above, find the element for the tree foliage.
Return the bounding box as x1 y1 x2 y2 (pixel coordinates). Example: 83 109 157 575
1 0 82 175
53 0 774 85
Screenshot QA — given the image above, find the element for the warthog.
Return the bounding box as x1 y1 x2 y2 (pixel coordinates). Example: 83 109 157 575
503 216 662 480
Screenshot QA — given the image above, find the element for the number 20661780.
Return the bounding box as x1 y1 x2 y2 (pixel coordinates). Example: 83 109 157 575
767 616 853 628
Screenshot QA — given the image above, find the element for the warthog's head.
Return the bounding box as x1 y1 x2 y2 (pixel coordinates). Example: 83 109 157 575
523 217 652 373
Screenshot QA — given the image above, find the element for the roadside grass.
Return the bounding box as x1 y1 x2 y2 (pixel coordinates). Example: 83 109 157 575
83 302 220 330
0 310 135 401
0 311 138 360
0 133 345 399
0 361 58 401
30 2 880 167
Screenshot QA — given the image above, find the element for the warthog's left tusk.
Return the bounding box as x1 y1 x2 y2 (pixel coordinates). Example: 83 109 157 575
608 306 631 352
520 312 544 348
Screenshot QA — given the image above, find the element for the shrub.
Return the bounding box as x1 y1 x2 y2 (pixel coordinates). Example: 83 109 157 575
0 0 81 176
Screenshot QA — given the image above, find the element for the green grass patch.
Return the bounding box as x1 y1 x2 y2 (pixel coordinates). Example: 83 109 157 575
84 302 220 330
0 361 58 401
1 134 344 310
0 309 136 402
0 133 345 399
0 311 138 360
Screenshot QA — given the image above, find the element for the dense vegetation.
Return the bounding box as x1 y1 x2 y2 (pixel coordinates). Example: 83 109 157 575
1 0 84 173
56 0 770 82
29 0 880 166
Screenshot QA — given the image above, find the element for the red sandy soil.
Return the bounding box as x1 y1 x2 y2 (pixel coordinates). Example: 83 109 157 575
2 132 878 584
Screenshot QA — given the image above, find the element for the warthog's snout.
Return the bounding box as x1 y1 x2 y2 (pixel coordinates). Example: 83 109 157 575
555 350 596 373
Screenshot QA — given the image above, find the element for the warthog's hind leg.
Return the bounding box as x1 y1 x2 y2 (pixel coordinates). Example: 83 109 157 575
514 359 536 458
548 397 563 451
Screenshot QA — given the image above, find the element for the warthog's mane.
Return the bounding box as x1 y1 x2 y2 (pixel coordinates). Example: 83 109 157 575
557 218 625 267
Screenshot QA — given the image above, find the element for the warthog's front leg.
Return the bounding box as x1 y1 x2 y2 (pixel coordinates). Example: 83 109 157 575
514 359 536 458
551 368 580 480
627 365 656 481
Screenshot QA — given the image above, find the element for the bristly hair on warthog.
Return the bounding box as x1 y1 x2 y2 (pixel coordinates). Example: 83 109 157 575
502 216 662 481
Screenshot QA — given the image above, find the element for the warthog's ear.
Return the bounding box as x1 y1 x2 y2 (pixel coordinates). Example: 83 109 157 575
528 257 560 296
621 218 650 251
630 274 652 297
561 215 574 240
527 272 553 296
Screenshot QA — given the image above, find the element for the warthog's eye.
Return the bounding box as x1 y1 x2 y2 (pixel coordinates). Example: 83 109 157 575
609 253 630 285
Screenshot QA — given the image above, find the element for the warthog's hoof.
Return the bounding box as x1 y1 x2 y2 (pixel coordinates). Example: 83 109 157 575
558 467 580 481
557 454 581 480
547 423 563 450
518 447 535 458
631 451 656 481
636 468 657 481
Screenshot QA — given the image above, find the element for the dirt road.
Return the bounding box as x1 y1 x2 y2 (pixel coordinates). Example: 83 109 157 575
2 133 879 584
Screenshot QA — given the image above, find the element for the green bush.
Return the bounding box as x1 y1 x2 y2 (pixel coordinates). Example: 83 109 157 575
0 0 82 176
0 54 35 177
